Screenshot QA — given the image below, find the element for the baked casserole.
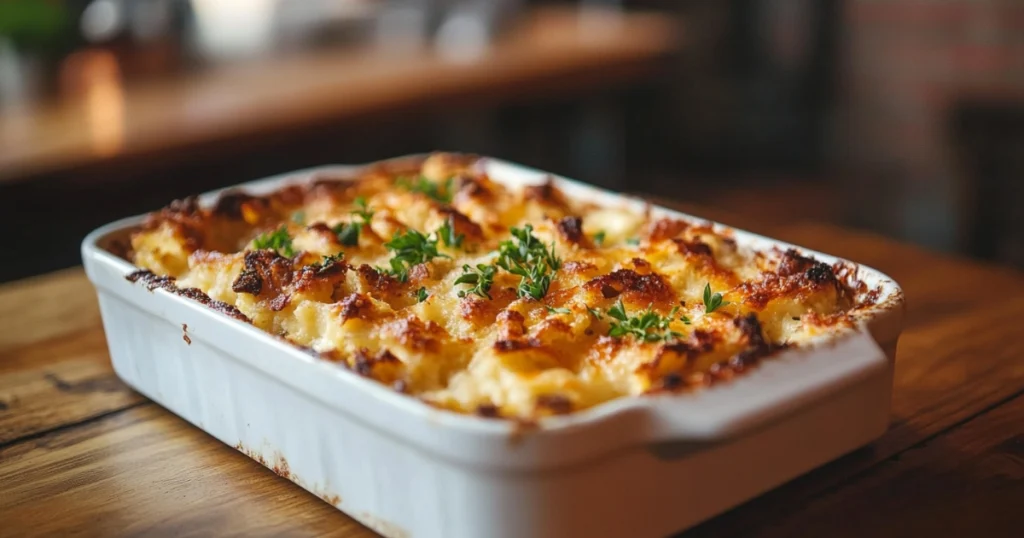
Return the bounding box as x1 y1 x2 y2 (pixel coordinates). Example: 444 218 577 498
126 153 883 420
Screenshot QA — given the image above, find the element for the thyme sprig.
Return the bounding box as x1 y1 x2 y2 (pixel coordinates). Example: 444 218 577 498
605 300 683 343
437 217 464 249
495 224 561 300
253 226 295 257
703 283 731 313
455 263 497 299
382 228 448 282
333 197 374 246
397 175 455 203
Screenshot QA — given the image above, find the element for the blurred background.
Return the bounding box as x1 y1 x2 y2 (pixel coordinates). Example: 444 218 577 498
1 0 1022 282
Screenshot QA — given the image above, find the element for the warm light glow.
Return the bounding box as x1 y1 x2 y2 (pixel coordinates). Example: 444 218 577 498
191 0 276 60
63 50 126 156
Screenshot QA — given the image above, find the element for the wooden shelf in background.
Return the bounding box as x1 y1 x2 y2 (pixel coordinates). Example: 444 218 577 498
0 7 678 184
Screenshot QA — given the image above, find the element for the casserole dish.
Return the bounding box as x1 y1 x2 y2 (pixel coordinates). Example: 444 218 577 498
82 155 904 538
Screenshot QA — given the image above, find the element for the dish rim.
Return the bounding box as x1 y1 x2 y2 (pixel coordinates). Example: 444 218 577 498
82 154 905 452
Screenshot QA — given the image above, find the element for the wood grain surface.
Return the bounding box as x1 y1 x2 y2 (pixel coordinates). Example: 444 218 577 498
746 392 1024 538
2 218 1023 538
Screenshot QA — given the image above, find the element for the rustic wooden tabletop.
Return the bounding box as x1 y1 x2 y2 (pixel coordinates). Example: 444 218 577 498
2 207 1023 537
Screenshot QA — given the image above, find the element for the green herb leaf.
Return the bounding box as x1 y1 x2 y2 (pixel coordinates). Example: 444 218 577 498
625 237 641 246
437 217 464 249
333 223 360 246
455 264 497 299
383 228 447 282
352 197 373 222
606 300 629 321
545 306 571 315
396 175 454 203
253 226 295 257
291 210 306 225
680 315 691 325
604 300 683 343
588 307 604 319
321 252 344 264
495 224 561 300
593 230 606 246
703 283 731 313
416 287 429 303
310 252 345 274
331 197 375 247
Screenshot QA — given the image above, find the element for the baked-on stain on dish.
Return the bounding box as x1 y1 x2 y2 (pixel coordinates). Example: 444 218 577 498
233 441 344 509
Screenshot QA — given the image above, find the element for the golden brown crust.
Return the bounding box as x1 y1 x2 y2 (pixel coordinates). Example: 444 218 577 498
292 258 348 292
523 180 561 205
351 348 406 385
555 216 587 246
338 293 373 323
232 250 294 298
125 152 885 420
646 218 690 242
583 269 677 310
535 394 573 415
126 270 251 323
381 316 447 353
438 206 485 244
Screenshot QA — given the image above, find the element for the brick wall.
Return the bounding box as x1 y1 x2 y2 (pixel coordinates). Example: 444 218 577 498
834 0 1024 251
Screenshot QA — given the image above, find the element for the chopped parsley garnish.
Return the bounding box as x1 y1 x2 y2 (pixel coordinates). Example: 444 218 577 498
605 299 682 342
588 306 604 319
703 283 731 313
495 224 561 300
680 315 692 325
545 306 571 315
625 237 641 246
383 228 448 282
334 223 360 246
311 252 344 273
291 210 305 225
320 252 344 265
592 230 606 246
452 224 560 301
438 216 464 249
415 287 429 303
396 175 454 204
332 197 374 247
352 196 373 222
455 263 496 299
253 226 295 257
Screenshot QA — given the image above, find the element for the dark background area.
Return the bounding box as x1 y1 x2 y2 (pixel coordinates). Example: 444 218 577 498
1 0 1022 283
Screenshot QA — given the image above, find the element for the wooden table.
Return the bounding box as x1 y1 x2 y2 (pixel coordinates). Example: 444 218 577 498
0 7 677 184
2 206 1024 537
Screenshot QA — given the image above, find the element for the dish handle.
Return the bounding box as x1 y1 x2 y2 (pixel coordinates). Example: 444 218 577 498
639 331 891 447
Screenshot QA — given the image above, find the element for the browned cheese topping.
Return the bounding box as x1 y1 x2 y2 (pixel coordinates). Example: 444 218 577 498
127 153 882 420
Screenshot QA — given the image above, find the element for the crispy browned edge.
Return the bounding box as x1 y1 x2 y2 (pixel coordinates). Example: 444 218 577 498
110 154 900 422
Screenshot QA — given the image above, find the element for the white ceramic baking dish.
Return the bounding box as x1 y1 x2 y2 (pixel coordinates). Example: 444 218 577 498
82 156 904 538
